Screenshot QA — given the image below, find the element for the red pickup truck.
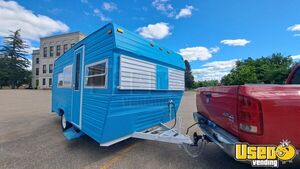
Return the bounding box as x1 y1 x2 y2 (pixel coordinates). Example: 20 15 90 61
193 64 300 157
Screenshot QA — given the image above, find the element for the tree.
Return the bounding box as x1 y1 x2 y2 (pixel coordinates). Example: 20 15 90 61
0 29 31 89
221 53 293 85
193 80 219 88
184 60 194 89
0 57 10 88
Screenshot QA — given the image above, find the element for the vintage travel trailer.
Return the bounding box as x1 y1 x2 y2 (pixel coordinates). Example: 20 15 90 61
52 23 186 145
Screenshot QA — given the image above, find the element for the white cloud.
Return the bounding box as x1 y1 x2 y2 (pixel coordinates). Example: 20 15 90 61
192 59 238 81
93 8 111 21
291 54 300 60
136 22 171 40
152 0 175 17
287 24 300 36
175 5 194 19
102 2 117 12
152 0 173 12
152 1 195 19
179 46 220 61
220 39 250 46
0 0 69 41
287 24 300 32
24 40 39 54
27 58 32 70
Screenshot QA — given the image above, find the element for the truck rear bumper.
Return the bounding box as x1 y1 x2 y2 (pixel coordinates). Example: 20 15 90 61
193 112 240 158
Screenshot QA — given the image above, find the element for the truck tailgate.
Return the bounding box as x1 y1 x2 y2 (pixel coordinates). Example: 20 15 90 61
196 84 300 148
238 85 300 148
196 86 239 137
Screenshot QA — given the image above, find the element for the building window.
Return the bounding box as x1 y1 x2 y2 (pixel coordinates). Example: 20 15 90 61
56 45 61 56
43 47 47 57
43 65 46 74
36 68 39 76
36 80 39 87
42 78 46 85
49 64 53 73
71 43 75 47
36 58 39 64
50 46 54 57
63 44 68 53
49 78 52 86
85 60 107 88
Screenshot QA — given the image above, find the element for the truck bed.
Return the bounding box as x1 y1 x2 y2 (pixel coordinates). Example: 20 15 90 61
196 84 300 148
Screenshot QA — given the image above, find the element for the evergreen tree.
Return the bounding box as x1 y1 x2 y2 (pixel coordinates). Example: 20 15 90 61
0 29 31 88
184 60 194 89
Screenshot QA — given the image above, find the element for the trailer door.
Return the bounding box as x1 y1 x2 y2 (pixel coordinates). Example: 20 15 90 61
72 46 84 128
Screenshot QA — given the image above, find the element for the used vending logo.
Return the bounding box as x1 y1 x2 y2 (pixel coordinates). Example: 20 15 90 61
235 140 297 167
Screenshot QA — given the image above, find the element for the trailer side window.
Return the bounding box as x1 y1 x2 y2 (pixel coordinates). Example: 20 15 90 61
63 65 73 87
57 65 72 88
291 68 300 84
58 73 64 87
85 60 107 88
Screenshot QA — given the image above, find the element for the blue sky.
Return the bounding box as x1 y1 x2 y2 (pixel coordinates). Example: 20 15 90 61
1 0 300 81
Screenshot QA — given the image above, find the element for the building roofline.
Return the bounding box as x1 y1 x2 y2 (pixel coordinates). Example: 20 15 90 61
40 32 85 40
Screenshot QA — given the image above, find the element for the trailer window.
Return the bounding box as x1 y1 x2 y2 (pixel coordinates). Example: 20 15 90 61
119 55 156 90
85 60 107 88
57 65 72 88
291 68 300 84
168 68 185 90
63 65 73 87
58 73 64 87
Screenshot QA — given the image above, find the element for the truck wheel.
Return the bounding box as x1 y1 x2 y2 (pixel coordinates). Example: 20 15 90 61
61 113 72 131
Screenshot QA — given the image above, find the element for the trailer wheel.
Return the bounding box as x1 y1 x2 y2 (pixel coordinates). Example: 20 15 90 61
61 113 72 131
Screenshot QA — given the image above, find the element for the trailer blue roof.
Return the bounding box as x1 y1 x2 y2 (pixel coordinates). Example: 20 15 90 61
111 23 185 70
59 23 185 70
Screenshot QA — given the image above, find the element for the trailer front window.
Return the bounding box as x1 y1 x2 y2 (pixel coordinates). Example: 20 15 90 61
85 60 107 88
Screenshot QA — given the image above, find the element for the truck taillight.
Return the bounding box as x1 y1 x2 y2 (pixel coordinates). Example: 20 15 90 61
238 95 263 135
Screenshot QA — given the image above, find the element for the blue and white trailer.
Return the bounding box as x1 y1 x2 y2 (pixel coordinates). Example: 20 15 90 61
51 23 191 146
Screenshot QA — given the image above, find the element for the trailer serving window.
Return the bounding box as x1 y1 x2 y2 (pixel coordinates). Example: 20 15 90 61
119 55 156 90
85 59 107 88
168 68 184 90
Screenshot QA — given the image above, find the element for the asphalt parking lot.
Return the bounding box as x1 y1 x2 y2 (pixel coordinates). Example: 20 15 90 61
0 90 299 169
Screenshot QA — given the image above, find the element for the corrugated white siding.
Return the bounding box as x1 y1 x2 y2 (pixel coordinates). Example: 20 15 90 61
119 55 156 90
168 68 185 90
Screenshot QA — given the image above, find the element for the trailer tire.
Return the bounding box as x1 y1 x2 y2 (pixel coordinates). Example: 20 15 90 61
61 113 72 131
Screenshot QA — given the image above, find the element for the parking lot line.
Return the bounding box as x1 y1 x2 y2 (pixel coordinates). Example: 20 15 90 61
99 143 138 169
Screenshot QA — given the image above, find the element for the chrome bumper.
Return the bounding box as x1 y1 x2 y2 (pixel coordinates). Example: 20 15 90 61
193 112 239 158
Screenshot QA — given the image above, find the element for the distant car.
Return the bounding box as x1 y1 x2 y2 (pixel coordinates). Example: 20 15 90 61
194 64 300 157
